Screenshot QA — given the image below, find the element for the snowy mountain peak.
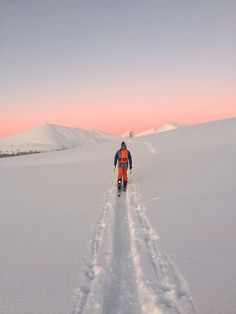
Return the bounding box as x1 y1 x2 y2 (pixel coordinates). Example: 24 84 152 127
0 123 117 156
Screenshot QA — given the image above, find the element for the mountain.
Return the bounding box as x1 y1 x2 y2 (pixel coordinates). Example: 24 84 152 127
0 123 117 156
136 122 185 137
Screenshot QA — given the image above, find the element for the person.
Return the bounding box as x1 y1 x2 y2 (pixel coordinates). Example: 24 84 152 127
114 141 132 192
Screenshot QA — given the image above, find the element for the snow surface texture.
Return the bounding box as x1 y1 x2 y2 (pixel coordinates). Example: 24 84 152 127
73 183 196 314
122 123 184 138
135 123 185 138
0 117 235 313
0 123 116 155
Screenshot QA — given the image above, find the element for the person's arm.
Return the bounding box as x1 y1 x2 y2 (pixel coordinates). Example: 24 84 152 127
128 151 132 169
114 150 119 167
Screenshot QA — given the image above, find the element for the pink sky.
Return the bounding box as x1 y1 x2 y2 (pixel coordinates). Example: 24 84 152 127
1 1 236 138
1 77 236 138
1 79 236 137
1 95 235 137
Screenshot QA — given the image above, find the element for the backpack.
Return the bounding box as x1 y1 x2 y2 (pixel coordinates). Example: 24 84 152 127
118 149 128 164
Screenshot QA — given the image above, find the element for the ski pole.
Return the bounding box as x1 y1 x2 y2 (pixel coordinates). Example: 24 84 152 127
112 166 116 183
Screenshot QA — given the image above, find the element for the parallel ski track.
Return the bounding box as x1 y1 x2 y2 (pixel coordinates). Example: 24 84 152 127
127 183 197 314
73 182 196 314
72 186 115 314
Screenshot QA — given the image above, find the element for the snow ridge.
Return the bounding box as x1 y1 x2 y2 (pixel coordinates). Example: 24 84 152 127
127 182 196 313
136 123 184 137
0 123 116 155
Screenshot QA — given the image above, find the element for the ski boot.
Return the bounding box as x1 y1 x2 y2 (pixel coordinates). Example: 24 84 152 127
122 181 127 192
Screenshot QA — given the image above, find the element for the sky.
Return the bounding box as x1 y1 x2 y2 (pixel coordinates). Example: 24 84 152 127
1 0 236 136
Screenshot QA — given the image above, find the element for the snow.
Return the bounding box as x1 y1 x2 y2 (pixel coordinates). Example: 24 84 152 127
135 123 185 137
122 130 135 138
121 123 184 138
0 117 235 313
0 123 116 155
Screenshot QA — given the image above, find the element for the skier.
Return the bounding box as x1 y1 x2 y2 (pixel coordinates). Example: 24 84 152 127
114 141 132 195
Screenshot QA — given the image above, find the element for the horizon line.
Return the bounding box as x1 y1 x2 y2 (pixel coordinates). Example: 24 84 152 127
1 115 236 139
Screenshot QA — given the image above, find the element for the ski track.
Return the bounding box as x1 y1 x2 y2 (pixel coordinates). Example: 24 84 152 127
72 186 115 314
128 140 157 155
102 193 141 314
73 181 196 314
127 183 197 314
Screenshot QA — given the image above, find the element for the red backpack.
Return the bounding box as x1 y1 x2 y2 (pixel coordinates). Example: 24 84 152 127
118 149 128 164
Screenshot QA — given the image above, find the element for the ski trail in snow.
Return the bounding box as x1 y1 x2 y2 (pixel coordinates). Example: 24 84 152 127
102 195 141 314
128 140 157 154
127 183 197 314
126 195 162 314
73 180 196 314
73 186 115 314
143 141 157 154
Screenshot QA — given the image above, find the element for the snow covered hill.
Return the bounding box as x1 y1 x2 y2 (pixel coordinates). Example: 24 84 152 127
0 117 235 313
135 117 236 151
135 122 185 137
0 123 117 156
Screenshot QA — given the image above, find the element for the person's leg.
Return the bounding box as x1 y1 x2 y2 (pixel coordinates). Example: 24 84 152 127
117 167 123 191
123 167 128 182
123 168 128 190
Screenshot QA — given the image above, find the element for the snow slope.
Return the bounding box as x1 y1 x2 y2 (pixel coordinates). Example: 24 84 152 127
0 123 116 155
135 118 236 152
135 123 185 137
0 117 235 313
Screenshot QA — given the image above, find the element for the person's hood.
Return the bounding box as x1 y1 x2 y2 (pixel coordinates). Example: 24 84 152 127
121 141 127 149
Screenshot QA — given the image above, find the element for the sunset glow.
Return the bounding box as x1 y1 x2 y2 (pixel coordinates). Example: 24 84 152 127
1 1 236 137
